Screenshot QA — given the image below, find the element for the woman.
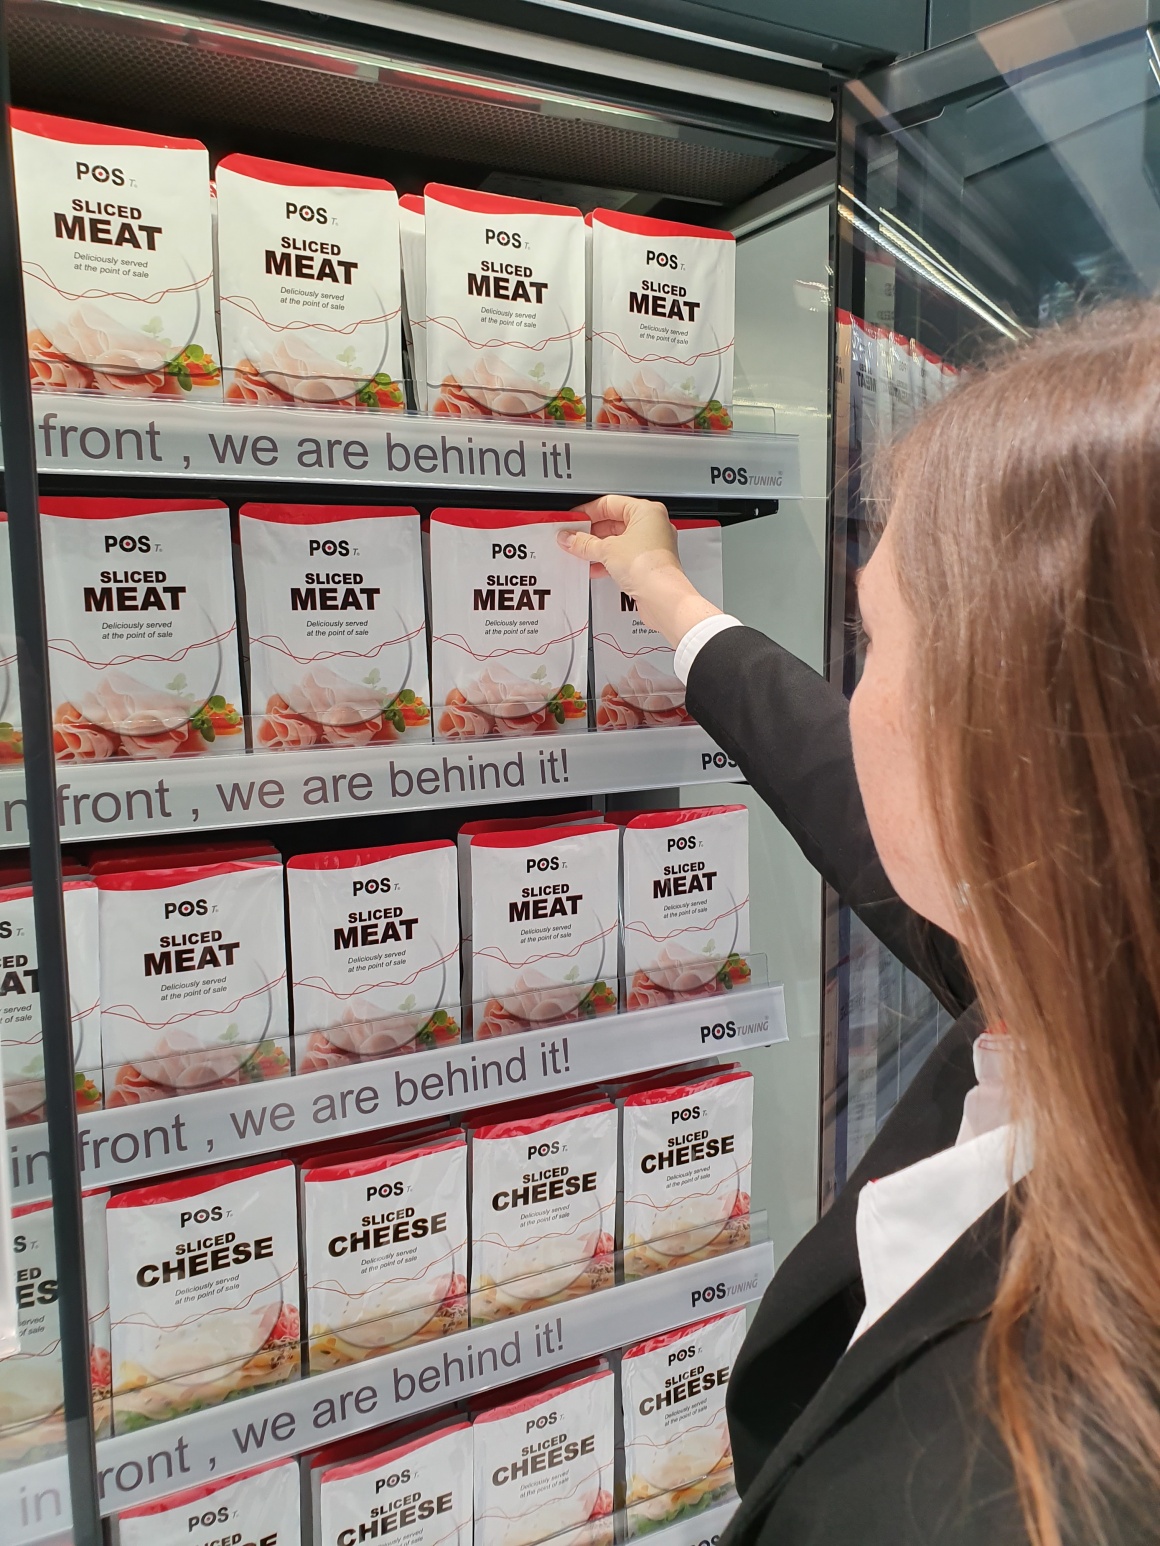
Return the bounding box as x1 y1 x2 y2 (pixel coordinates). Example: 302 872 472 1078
560 305 1160 1546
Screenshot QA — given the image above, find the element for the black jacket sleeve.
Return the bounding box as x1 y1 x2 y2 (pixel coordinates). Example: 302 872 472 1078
684 625 973 1016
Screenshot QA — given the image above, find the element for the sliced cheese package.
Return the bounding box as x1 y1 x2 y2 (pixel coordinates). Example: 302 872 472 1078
306 1417 473 1546
616 806 751 1009
591 521 722 731
97 855 290 1104
0 876 102 1128
40 497 244 761
108 1159 300 1432
1 1189 110 1468
301 1129 468 1371
216 153 404 411
114 1459 301 1546
11 110 220 399
399 193 427 412
239 503 431 750
468 823 619 1038
589 210 734 432
620 1310 746 1534
0 515 21 760
288 841 459 1073
620 1067 753 1277
456 812 601 1012
473 1364 615 1546
428 509 590 741
424 185 586 422
469 1098 617 1323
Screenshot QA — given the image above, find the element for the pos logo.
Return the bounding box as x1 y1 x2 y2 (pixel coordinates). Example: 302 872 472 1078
691 1281 728 1309
700 1020 739 1044
709 466 748 487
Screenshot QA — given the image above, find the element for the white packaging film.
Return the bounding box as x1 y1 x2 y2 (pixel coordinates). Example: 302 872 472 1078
115 1458 301 1546
470 1101 617 1322
11 110 219 398
97 857 290 1104
473 1368 615 1546
107 1159 300 1431
0 515 20 756
400 194 427 412
424 186 586 422
620 1310 746 1533
289 842 460 1072
302 1132 468 1369
216 154 405 411
40 498 244 761
0 878 102 1127
239 503 431 750
619 806 751 1009
589 211 734 432
590 522 722 731
0 1189 110 1467
428 510 590 741
468 824 619 1038
310 1418 473 1546
621 1069 753 1275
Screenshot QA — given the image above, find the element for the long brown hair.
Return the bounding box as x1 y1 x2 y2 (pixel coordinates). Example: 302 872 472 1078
883 302 1160 1545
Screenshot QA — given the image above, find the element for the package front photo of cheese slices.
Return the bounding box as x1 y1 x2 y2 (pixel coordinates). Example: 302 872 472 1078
113 1459 301 1546
307 1416 473 1546
107 1159 301 1433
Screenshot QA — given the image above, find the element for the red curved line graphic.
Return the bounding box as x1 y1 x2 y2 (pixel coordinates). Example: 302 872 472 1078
24 264 213 307
47 623 237 671
426 314 584 354
593 329 734 369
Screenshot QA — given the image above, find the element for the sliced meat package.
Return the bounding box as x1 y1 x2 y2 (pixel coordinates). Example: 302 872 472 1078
97 855 290 1106
589 211 733 432
591 520 722 731
301 1129 467 1370
468 823 618 1037
11 110 220 398
40 498 243 761
620 1309 746 1534
620 1067 753 1277
307 1417 472 1546
239 503 431 751
399 193 427 412
617 806 751 1008
428 509 590 741
216 153 404 411
0 515 21 761
114 1459 301 1546
289 841 459 1072
108 1159 300 1432
473 1365 614 1546
469 1099 617 1322
0 876 102 1128
1 1189 110 1468
424 185 585 422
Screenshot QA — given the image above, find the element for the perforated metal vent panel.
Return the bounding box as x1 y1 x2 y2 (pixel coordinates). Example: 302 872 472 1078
7 3 798 200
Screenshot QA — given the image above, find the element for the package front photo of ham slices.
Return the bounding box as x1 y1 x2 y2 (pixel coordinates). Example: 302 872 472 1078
97 853 290 1105
40 498 243 761
239 503 431 750
428 509 589 740
107 1159 300 1432
216 153 404 411
288 841 459 1070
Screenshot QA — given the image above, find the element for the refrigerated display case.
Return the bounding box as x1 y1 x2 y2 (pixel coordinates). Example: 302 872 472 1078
823 0 1160 1200
0 2 834 1541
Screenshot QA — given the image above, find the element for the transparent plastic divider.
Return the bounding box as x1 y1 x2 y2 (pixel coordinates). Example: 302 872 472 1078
9 961 784 1206
0 722 742 848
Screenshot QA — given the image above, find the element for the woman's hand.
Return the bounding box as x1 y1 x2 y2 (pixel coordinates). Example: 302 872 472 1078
558 494 723 647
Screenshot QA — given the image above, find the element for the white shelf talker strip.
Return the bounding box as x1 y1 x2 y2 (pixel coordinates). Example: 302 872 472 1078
652 1497 741 1546
9 985 786 1205
19 396 800 496
0 725 742 848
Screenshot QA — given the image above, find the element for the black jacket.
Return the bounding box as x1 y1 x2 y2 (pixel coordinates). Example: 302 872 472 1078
685 627 1150 1546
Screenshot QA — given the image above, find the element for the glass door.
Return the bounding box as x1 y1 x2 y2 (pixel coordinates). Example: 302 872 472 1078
825 0 1160 1201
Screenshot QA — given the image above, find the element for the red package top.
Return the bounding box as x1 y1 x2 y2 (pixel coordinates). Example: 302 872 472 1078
240 502 417 524
301 1129 465 1184
470 823 616 849
88 838 277 875
40 497 226 519
472 1361 610 1422
288 840 451 871
459 811 600 838
622 805 747 829
471 1098 613 1142
109 1157 293 1208
623 1066 751 1109
622 1308 742 1360
590 207 733 243
218 153 394 192
672 518 722 531
118 1459 294 1519
430 508 585 531
11 108 205 152
309 1414 466 1477
400 192 424 214
426 183 580 219
95 858 277 890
